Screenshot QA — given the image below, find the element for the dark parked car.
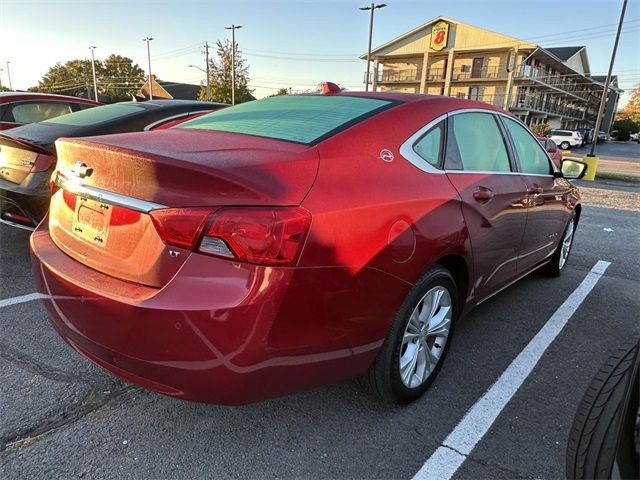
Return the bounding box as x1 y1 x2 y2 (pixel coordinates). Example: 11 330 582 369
31 92 587 405
0 92 101 131
0 99 225 229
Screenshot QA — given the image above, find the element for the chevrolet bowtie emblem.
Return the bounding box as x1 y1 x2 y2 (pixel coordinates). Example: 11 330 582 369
70 161 93 179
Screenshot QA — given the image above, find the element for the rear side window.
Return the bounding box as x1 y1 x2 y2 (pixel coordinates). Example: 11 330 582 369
413 122 443 167
44 103 145 126
445 112 511 172
11 102 73 123
176 95 395 144
503 117 551 175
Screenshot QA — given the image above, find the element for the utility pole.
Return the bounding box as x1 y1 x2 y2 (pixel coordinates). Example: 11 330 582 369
5 61 12 91
89 46 98 101
359 3 386 92
143 37 154 100
205 41 211 101
225 24 242 105
589 0 627 157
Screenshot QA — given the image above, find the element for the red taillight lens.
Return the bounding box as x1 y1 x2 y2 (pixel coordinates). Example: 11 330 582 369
31 154 55 173
150 208 213 250
200 207 311 266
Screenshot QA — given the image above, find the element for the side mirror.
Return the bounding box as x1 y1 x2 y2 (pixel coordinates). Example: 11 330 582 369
558 159 587 180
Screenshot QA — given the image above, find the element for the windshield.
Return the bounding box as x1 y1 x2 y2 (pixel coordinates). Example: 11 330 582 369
43 103 146 126
176 95 395 144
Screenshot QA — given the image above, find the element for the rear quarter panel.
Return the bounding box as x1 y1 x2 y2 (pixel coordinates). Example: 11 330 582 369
271 98 473 351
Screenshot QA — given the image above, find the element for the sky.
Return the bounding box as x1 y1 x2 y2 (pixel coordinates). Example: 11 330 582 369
1 0 639 106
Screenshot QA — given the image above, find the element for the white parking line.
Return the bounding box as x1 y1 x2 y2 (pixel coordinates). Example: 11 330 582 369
413 260 611 480
0 292 43 308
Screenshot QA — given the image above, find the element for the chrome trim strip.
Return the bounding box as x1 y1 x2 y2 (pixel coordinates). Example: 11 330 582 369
398 107 555 177
398 113 448 174
143 112 192 131
0 217 35 231
54 172 167 213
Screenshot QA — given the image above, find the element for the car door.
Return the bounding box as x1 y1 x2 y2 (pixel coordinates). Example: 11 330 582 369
444 111 529 302
501 116 573 272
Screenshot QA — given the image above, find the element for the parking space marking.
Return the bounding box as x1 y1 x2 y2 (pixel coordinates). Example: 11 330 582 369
0 292 43 308
413 260 611 480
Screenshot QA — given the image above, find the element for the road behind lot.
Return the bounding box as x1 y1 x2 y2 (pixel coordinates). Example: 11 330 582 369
0 179 638 479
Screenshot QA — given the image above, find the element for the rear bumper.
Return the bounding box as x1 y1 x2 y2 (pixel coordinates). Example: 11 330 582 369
31 220 402 404
0 171 50 227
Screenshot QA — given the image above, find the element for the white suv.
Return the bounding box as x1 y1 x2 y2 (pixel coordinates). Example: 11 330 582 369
549 129 582 150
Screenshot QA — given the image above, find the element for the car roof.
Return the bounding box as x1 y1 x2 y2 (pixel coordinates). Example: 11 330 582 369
0 91 101 104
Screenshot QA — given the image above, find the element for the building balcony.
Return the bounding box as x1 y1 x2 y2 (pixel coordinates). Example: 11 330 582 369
452 65 509 81
510 95 587 119
515 65 597 103
369 69 421 84
452 92 506 108
426 68 446 81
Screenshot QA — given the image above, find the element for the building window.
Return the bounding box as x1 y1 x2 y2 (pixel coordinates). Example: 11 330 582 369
461 65 471 73
456 92 466 98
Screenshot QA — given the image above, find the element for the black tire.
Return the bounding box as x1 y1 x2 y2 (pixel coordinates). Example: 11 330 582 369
566 339 640 479
358 265 459 404
560 141 571 150
546 212 577 277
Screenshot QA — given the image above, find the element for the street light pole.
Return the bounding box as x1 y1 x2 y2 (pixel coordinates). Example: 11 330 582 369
359 3 386 92
589 0 627 156
89 46 98 101
225 24 242 105
205 41 211 101
5 61 12 91
143 37 154 100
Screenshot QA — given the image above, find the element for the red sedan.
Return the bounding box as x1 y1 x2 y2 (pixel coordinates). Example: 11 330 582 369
30 92 587 405
0 92 100 130
537 136 563 166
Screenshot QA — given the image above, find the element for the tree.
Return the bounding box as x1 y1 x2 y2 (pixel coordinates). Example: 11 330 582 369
198 39 252 104
611 118 639 141
33 55 146 102
268 88 290 97
615 83 640 124
531 123 551 137
99 55 146 101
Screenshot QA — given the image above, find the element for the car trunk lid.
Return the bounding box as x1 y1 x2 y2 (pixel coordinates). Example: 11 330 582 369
49 129 319 287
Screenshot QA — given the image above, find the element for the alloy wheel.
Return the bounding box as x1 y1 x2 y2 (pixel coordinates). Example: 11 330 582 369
559 218 575 270
399 286 452 388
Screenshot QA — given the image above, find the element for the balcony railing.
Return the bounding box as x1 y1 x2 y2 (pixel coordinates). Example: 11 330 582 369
371 69 421 83
454 93 506 107
515 65 599 102
452 65 509 80
510 94 588 119
426 68 446 81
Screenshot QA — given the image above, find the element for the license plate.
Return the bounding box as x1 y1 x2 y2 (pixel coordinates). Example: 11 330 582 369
71 196 112 247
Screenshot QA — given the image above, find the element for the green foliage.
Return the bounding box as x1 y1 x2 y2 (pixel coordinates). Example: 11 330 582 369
198 39 252 104
100 55 146 101
611 118 638 141
268 88 290 97
615 84 640 124
531 123 551 137
33 55 146 102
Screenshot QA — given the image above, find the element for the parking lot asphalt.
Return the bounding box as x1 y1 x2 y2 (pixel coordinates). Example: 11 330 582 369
1 180 638 479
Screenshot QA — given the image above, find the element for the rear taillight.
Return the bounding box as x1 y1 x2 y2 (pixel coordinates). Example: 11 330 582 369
31 154 55 173
150 206 311 266
150 208 212 250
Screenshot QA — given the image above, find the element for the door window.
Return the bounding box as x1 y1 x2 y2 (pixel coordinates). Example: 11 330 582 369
11 102 73 123
503 117 552 175
412 122 443 167
445 112 512 172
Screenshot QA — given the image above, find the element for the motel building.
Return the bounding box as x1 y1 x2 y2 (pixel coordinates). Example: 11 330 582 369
362 16 621 132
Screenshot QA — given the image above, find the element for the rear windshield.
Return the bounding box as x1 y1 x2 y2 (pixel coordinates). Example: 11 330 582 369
43 103 146 126
175 95 395 144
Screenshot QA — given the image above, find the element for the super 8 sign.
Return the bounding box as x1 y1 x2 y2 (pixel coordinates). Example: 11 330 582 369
430 21 449 51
